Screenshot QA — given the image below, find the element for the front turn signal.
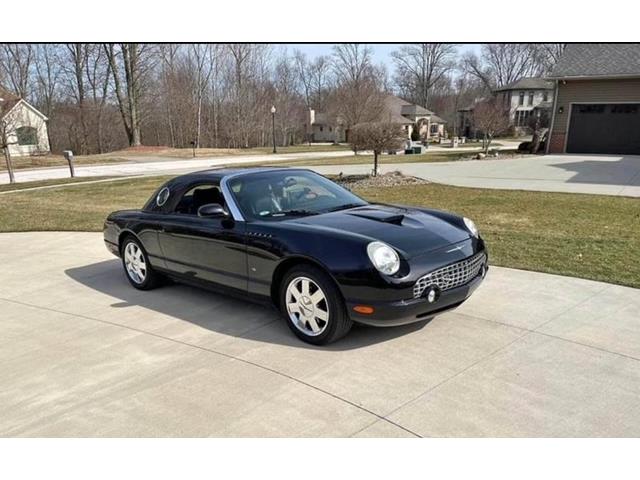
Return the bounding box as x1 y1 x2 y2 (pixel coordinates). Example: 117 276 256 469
353 305 375 315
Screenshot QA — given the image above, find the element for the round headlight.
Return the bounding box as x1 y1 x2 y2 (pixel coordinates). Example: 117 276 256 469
464 217 479 238
367 241 400 275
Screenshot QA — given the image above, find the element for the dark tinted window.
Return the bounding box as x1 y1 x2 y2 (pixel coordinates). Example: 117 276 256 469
229 170 367 221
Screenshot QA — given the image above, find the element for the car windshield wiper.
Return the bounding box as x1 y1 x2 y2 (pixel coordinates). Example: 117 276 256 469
326 203 365 213
268 209 319 217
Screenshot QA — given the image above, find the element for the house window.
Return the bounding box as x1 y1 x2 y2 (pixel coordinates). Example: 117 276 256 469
543 91 549 102
528 92 534 105
518 92 524 106
16 126 38 146
516 110 531 126
319 126 323 132
329 127 332 132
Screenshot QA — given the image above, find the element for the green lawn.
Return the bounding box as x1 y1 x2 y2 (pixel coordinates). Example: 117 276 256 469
1 175 638 289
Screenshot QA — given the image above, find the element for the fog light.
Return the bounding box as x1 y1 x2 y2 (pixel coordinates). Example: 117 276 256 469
426 287 439 303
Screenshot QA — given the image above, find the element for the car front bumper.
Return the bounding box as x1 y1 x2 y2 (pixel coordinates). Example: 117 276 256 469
346 266 487 327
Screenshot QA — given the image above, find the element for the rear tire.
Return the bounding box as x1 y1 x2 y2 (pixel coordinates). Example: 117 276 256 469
280 264 352 345
121 236 161 290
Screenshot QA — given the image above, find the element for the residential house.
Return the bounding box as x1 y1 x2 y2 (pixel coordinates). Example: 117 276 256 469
306 110 347 143
494 77 554 133
306 94 447 143
0 88 50 156
458 78 554 138
547 43 640 155
382 94 447 140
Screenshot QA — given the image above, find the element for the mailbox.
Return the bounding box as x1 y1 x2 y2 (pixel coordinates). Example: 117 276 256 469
63 150 75 177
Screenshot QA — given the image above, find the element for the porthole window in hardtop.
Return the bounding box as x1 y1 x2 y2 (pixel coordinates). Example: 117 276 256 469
156 187 170 206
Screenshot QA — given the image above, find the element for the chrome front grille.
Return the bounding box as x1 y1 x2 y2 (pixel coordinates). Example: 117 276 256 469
413 252 486 298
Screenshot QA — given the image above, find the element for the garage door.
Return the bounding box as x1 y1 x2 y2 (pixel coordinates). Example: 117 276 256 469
567 103 640 154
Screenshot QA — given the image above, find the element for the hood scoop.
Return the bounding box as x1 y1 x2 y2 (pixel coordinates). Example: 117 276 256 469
348 209 405 225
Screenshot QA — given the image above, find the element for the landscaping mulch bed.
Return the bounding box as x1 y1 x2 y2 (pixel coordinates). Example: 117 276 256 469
333 171 430 189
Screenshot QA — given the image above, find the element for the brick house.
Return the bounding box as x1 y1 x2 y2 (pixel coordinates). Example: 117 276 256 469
547 44 640 155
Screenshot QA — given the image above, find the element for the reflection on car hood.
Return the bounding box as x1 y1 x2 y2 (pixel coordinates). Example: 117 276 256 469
289 204 470 257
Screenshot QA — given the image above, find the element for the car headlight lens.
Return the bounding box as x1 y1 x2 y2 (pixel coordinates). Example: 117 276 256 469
367 241 400 275
464 217 479 238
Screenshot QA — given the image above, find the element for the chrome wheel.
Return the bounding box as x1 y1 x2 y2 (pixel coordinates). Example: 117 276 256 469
124 242 147 284
285 276 329 336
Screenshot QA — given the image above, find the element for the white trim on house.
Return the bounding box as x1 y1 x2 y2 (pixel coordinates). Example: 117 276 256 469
1 98 48 122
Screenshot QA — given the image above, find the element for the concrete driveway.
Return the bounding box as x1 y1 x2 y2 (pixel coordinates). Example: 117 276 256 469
1 232 639 437
311 154 640 197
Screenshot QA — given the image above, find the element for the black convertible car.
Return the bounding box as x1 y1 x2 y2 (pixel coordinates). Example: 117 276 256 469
104 167 487 345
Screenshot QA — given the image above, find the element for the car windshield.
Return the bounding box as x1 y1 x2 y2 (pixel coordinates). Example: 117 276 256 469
228 170 368 221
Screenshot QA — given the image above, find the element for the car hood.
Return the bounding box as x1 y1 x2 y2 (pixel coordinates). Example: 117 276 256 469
289 204 470 258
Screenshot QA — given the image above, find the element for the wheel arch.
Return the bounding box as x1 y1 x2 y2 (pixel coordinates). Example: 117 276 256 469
270 255 342 307
117 229 141 254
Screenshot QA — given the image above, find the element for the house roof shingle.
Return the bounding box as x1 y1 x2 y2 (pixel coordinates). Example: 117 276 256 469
494 77 554 91
549 44 640 79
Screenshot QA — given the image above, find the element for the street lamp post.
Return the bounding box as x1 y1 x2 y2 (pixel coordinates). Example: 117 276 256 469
271 105 277 154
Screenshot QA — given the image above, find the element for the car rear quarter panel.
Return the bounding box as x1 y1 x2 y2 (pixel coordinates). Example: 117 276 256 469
104 210 166 268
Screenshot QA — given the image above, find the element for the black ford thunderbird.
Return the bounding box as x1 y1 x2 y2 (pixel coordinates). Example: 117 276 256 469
103 167 487 345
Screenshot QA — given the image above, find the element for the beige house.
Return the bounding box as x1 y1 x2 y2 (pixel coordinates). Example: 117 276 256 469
0 89 50 157
306 94 447 143
382 94 447 140
494 78 554 132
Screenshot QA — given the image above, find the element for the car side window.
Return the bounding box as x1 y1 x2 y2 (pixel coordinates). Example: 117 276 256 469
173 183 226 215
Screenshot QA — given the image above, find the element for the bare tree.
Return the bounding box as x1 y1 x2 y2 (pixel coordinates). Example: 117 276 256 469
104 43 154 147
0 44 34 98
464 44 546 91
537 43 567 73
33 44 62 149
472 99 510 153
84 45 112 153
330 44 385 132
273 53 304 146
527 107 551 154
293 50 313 108
0 97 25 183
0 117 16 183
190 44 214 149
349 122 405 175
61 43 90 154
309 55 332 111
391 43 457 109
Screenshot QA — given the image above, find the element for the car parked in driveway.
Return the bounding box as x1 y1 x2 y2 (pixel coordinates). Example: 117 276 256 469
104 168 488 344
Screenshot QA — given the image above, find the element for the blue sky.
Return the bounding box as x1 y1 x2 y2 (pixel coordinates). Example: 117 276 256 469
281 43 481 67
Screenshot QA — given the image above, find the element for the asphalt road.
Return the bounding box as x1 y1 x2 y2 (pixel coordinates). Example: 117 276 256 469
1 232 639 437
0 150 354 184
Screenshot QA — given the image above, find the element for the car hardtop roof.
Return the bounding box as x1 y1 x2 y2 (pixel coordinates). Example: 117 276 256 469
178 166 312 181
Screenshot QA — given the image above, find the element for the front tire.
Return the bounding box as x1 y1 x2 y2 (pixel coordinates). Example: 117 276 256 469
121 236 160 290
280 265 352 345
